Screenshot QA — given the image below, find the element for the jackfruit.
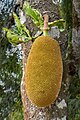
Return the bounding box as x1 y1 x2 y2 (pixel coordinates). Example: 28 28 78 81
25 36 63 107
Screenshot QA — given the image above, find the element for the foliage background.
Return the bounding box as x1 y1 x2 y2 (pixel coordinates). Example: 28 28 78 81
0 0 23 119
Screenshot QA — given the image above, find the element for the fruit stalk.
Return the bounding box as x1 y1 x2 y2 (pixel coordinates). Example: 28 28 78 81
43 14 49 36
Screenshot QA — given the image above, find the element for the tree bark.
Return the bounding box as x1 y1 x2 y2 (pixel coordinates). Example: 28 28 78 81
20 0 69 120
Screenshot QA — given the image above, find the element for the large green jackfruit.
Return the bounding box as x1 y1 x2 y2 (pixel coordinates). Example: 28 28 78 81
25 36 63 107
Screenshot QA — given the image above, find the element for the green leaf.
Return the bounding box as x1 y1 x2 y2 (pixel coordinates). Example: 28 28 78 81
48 19 65 32
13 12 22 33
33 9 44 27
3 28 23 46
13 12 31 37
3 28 32 46
23 2 44 28
32 31 42 39
22 24 31 38
7 32 22 46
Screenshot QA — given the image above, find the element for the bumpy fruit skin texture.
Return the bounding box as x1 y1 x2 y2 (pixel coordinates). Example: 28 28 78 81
25 36 63 107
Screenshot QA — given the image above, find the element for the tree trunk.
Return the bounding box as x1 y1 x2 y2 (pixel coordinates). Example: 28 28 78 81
20 0 76 119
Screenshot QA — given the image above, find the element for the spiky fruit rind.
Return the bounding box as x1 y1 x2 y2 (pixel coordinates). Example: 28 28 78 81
25 36 63 107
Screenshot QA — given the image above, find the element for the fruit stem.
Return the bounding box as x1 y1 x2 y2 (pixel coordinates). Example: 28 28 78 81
43 14 49 36
43 30 48 36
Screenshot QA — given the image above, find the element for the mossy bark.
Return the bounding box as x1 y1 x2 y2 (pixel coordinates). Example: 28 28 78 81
68 1 80 119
